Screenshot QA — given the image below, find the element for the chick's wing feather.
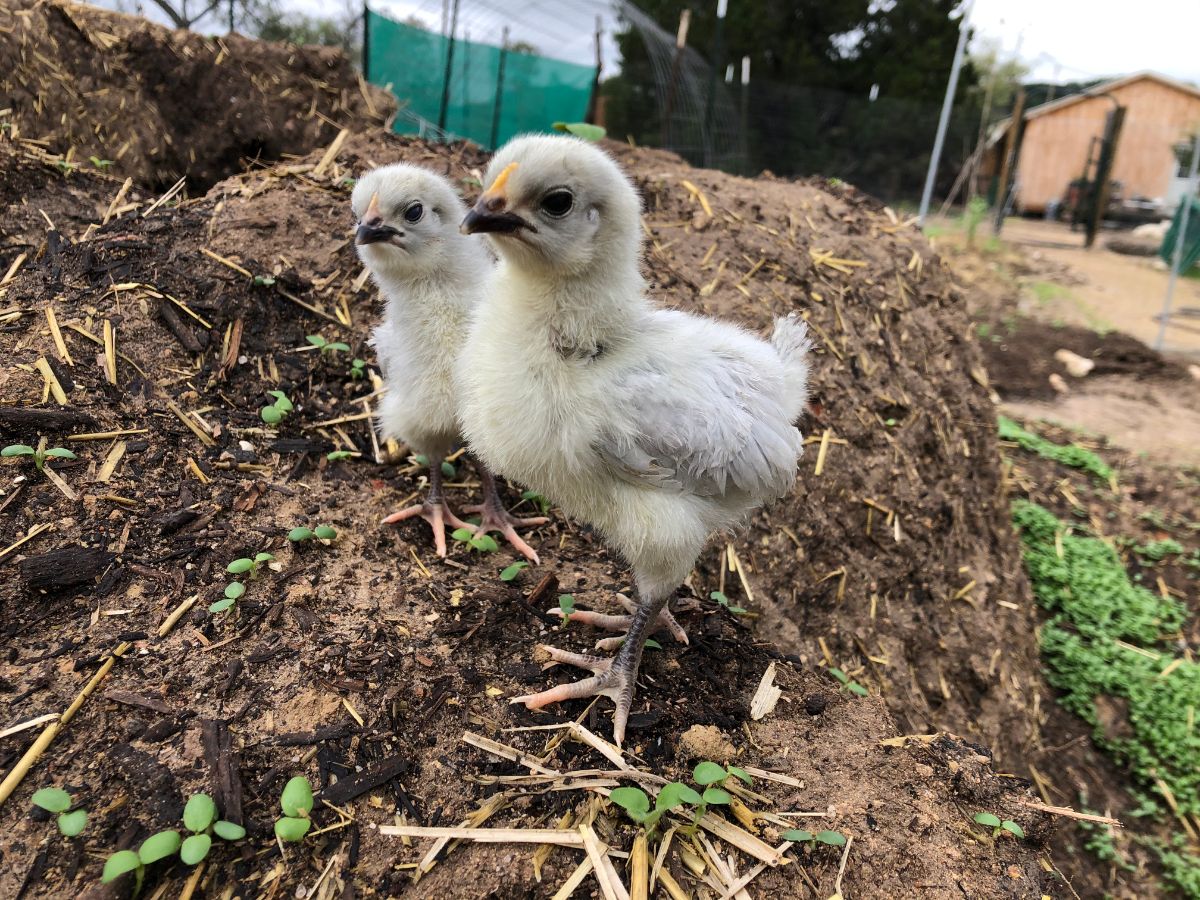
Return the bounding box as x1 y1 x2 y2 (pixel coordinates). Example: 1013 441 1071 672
596 312 802 501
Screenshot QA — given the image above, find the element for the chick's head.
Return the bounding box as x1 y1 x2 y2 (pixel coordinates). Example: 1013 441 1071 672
351 164 469 278
461 135 642 277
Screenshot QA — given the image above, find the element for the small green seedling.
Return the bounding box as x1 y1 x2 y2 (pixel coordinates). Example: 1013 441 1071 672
349 358 367 380
828 667 869 697
260 390 294 425
54 159 79 174
226 552 274 579
89 156 114 170
609 782 700 836
275 776 314 842
521 489 550 515
782 829 848 848
32 787 87 837
552 122 606 141
209 579 245 614
101 829 181 892
288 525 338 543
2 444 77 473
558 594 575 624
180 793 247 864
973 812 1025 839
500 561 529 582
306 334 350 356
252 274 276 287
710 590 747 615
452 527 499 553
683 760 753 832
440 459 457 478
326 450 356 462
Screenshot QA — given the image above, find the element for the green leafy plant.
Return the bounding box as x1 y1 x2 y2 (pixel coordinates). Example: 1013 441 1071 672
2 443 76 472
608 782 700 837
998 417 1113 485
326 450 356 462
440 459 457 478
710 590 747 615
500 561 529 582
557 594 576 624
102 830 180 892
306 334 350 356
828 667 869 697
180 793 246 864
972 811 1025 839
54 159 79 174
782 828 847 848
32 787 87 837
552 122 606 142
226 552 274 580
89 156 114 170
349 358 367 380
275 776 314 842
682 761 752 832
252 274 276 287
288 525 338 543
452 527 498 553
1134 539 1184 562
208 579 245 614
260 390 293 425
963 196 988 247
521 489 550 515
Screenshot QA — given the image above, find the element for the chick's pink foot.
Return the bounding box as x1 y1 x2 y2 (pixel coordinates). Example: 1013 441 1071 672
549 593 689 650
512 646 640 746
467 462 548 564
382 497 474 558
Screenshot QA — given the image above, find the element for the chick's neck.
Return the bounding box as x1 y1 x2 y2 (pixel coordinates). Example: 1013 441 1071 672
507 261 646 358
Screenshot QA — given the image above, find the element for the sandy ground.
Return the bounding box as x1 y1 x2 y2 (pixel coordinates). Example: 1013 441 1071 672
998 217 1200 358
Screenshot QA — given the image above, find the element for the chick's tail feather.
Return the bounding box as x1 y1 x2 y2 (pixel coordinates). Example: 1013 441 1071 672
771 313 813 424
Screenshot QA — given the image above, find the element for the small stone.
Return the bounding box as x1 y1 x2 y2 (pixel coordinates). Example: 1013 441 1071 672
678 724 736 762
804 694 829 716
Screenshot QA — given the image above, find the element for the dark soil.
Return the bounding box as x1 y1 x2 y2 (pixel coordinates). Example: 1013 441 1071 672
0 0 394 191
977 319 1188 401
0 57 1062 898
1000 419 1200 899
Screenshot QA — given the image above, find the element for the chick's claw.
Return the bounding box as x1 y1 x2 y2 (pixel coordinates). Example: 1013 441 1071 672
512 645 641 746
466 463 548 564
382 499 475 559
548 593 689 650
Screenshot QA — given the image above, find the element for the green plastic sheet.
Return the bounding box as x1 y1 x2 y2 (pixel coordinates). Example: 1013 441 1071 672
1160 195 1200 274
365 9 596 149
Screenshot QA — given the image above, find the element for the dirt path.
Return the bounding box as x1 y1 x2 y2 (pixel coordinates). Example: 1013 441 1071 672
998 218 1200 358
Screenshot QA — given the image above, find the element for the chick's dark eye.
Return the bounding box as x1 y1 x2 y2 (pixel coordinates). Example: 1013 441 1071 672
540 190 574 217
403 202 423 224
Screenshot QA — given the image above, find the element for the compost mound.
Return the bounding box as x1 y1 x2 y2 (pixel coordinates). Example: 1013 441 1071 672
0 0 394 190
0 127 1055 897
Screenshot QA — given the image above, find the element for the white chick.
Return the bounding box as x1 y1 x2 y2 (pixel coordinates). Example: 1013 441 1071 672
352 163 547 561
458 136 812 744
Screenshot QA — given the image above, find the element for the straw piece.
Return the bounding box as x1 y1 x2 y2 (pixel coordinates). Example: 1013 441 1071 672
579 823 628 900
697 813 786 866
158 595 199 637
379 825 584 845
551 858 594 900
0 523 53 563
34 357 67 405
166 400 216 446
461 731 560 776
750 663 783 721
45 306 73 365
0 713 59 740
312 128 350 178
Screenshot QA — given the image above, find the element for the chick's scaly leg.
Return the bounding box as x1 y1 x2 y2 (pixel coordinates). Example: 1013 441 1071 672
382 462 474 558
514 591 668 746
464 463 548 564
548 593 689 650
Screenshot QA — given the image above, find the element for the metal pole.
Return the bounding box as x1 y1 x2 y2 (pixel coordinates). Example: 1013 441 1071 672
702 0 728 168
489 27 509 149
917 0 975 226
437 0 461 133
1155 132 1200 351
362 0 370 82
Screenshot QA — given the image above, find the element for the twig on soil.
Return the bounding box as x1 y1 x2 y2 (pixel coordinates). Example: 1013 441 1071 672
1019 801 1120 826
833 833 854 897
0 641 130 809
0 713 59 740
381 825 585 845
165 400 216 446
552 858 594 900
178 859 205 900
0 524 54 563
102 319 117 384
158 595 198 637
1 252 27 286
33 357 67 405
42 465 77 501
143 176 187 217
277 287 343 324
68 428 148 441
813 429 832 476
101 177 133 225
200 247 252 278
461 731 560 776
579 822 629 900
45 307 73 365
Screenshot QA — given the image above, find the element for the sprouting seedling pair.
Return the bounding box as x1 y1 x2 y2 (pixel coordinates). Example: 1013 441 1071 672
521 489 550 515
500 561 529 582
306 334 350 356
828 667 869 697
275 776 315 842
102 793 244 889
32 787 87 837
90 156 114 170
288 525 338 543
685 761 752 830
2 443 77 472
973 812 1025 839
326 450 357 462
781 828 847 848
349 358 367 380
260 390 293 424
558 594 575 623
452 527 499 553
412 453 456 479
211 552 273 613
710 590 748 615
608 781 699 838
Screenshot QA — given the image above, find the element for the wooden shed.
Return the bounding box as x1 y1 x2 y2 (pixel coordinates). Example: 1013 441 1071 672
1002 72 1200 214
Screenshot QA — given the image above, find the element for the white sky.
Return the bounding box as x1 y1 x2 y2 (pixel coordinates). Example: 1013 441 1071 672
970 0 1200 85
93 0 1200 87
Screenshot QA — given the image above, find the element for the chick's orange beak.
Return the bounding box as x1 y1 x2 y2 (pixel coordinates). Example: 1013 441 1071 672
460 162 535 235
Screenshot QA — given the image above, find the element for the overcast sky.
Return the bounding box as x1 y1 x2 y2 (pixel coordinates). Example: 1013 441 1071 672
96 0 1200 87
